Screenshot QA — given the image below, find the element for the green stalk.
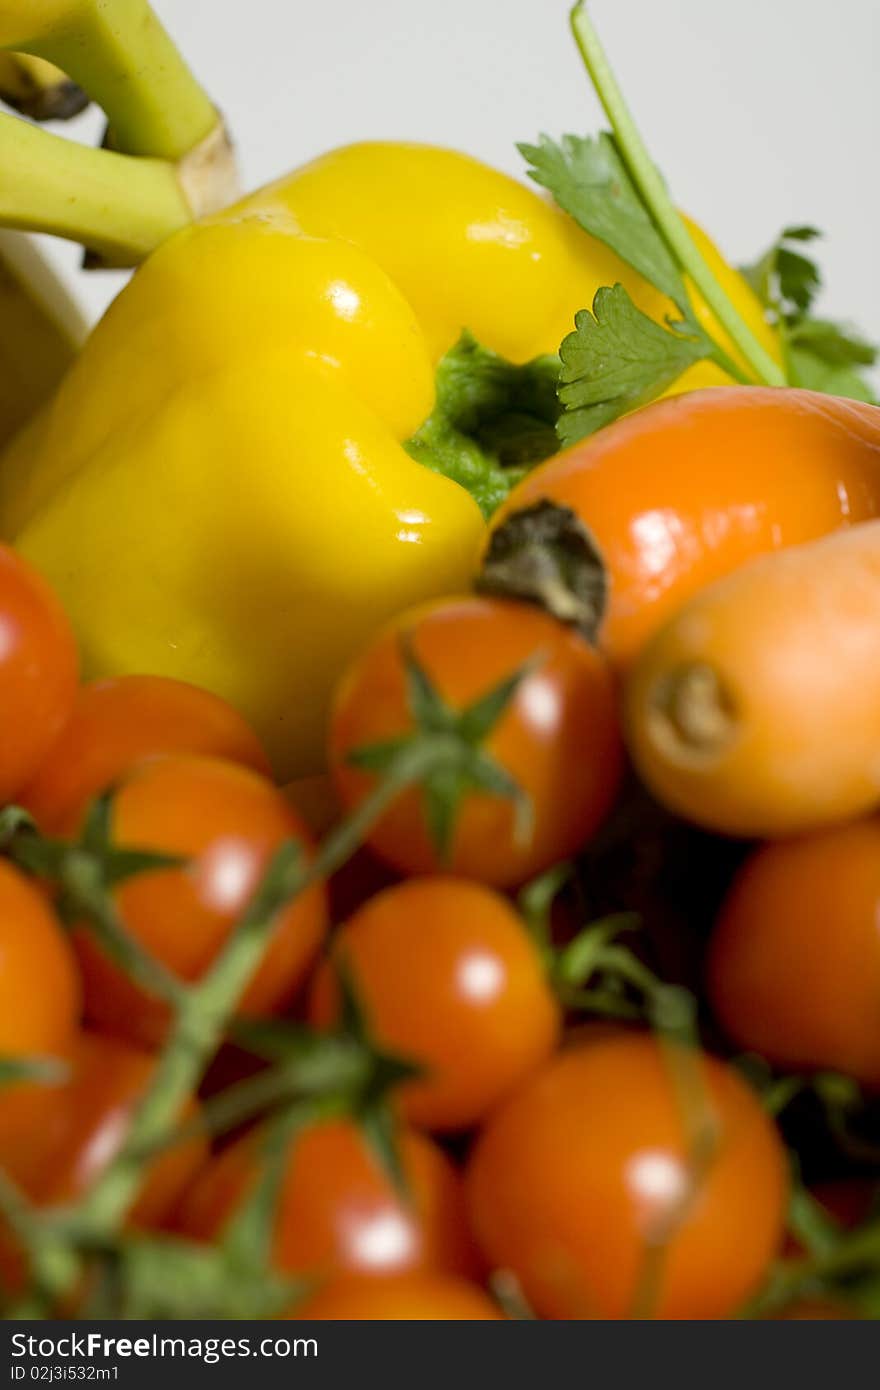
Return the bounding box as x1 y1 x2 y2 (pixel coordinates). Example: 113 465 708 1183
0 0 217 160
570 2 786 388
0 111 190 264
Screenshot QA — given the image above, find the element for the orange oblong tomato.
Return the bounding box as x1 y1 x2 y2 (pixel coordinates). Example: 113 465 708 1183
489 387 880 670
707 823 880 1087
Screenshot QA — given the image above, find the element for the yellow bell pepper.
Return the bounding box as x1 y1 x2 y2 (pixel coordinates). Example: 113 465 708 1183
0 142 776 778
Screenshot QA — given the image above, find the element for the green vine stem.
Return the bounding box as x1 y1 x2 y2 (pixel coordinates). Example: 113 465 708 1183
0 112 191 264
570 2 786 388
0 0 217 161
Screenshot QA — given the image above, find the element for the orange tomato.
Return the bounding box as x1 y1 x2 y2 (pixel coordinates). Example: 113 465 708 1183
20 674 270 833
290 1273 502 1320
0 861 80 1146
708 824 880 1086
465 1034 788 1319
330 596 622 888
175 1117 480 1281
70 756 328 1047
491 387 880 669
309 877 560 1132
0 544 77 801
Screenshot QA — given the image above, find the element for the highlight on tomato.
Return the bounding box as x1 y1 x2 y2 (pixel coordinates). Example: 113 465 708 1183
330 595 623 889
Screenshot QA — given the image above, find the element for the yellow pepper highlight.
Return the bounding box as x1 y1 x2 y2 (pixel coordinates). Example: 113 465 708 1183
0 142 777 778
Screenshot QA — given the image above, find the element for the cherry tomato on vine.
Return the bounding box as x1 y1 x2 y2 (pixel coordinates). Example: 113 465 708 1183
0 545 77 802
707 822 880 1087
330 596 623 889
20 674 270 833
290 1273 502 1320
0 1031 207 1294
465 1033 788 1320
309 877 560 1131
175 1117 480 1281
0 860 80 1146
70 755 328 1047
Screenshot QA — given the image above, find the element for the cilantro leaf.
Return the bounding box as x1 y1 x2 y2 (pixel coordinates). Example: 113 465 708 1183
742 225 822 320
556 284 711 445
518 132 690 315
744 226 878 403
405 331 561 516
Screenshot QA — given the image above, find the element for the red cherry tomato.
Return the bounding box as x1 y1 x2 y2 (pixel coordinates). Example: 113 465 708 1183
175 1117 480 1281
71 755 328 1047
707 823 880 1087
290 1273 502 1320
20 674 270 832
0 545 77 802
0 861 80 1147
330 596 622 889
465 1033 788 1319
309 877 561 1131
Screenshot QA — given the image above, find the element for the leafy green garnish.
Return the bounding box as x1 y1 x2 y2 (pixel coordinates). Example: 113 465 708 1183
405 331 561 517
519 132 690 314
557 285 711 445
742 226 877 403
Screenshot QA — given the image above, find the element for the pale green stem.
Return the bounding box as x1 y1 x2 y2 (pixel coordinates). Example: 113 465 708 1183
0 0 217 159
570 2 786 388
0 110 190 263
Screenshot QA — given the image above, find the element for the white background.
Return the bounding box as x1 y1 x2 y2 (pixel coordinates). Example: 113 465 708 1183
38 0 880 348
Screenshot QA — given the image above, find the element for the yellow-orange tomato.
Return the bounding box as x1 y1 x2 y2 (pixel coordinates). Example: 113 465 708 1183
465 1034 788 1319
491 387 880 669
70 756 327 1047
20 674 270 833
0 861 80 1147
289 1273 502 1320
174 1117 480 1282
330 596 622 889
707 824 880 1087
309 878 561 1131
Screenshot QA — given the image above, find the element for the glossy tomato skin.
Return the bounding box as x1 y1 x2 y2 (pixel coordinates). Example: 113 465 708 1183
71 756 328 1047
289 1273 502 1320
707 823 880 1087
309 877 561 1131
20 674 270 833
330 597 623 889
465 1034 788 1320
493 388 880 669
0 545 78 801
0 861 80 1146
175 1117 480 1281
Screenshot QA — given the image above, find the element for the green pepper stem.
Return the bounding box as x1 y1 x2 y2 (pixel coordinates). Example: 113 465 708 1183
0 111 190 264
0 0 217 160
570 3 786 388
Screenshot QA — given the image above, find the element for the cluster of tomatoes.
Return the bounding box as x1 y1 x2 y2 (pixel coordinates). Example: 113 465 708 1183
1 385 880 1322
